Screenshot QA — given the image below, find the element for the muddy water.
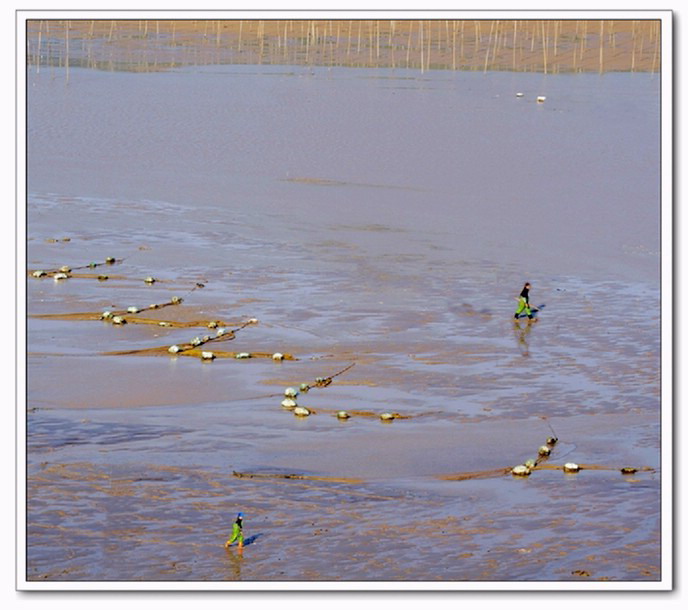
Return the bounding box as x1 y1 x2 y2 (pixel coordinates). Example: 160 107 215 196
25 65 661 584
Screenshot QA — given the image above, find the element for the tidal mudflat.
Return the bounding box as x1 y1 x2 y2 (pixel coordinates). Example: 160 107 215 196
24 61 661 585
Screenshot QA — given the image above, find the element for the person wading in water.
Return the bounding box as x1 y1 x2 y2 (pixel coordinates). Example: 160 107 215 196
225 512 245 550
514 282 538 321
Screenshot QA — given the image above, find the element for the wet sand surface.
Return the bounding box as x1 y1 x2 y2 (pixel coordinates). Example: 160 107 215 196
25 63 661 584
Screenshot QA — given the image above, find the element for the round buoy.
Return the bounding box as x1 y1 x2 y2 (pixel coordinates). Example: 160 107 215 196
336 411 351 420
538 445 551 456
294 406 311 417
563 463 580 473
511 465 531 477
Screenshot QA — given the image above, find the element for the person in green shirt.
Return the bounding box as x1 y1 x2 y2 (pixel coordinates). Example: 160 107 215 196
225 512 244 549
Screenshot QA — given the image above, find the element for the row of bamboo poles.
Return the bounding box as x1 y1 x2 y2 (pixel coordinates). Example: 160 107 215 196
26 19 662 75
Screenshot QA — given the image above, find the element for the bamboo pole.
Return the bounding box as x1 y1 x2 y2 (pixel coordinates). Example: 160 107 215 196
599 20 604 73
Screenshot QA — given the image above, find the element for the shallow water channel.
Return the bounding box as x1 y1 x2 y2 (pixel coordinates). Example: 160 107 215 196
25 64 662 584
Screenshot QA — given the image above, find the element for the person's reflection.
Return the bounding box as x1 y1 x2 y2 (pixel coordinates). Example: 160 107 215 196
224 544 243 580
513 319 534 356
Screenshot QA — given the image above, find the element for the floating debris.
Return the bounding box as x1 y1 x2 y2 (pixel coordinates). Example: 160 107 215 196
563 463 580 473
293 406 311 417
232 471 363 484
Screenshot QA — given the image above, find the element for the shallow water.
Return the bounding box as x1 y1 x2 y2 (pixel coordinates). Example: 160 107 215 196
25 65 662 585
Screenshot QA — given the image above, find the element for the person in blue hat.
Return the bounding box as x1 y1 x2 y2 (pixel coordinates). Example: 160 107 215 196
225 512 244 549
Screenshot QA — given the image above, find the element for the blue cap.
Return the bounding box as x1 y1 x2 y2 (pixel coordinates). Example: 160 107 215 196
237 512 244 518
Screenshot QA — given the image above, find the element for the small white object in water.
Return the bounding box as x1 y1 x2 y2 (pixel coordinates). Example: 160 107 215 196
524 459 536 470
158 321 171 327
216 328 227 337
144 276 156 284
171 296 183 304
168 345 181 354
59 265 71 273
53 272 69 281
284 387 298 398
299 383 310 393
101 311 113 320
294 406 311 417
538 445 551 456
32 270 46 278
207 321 219 329
272 352 284 361
563 462 580 473
336 411 350 420
516 92 524 97
511 465 531 476
111 316 126 325
536 96 546 103
281 398 297 409
127 306 140 314
191 337 203 347
380 413 395 421
235 352 251 359
201 351 215 360
248 318 259 324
